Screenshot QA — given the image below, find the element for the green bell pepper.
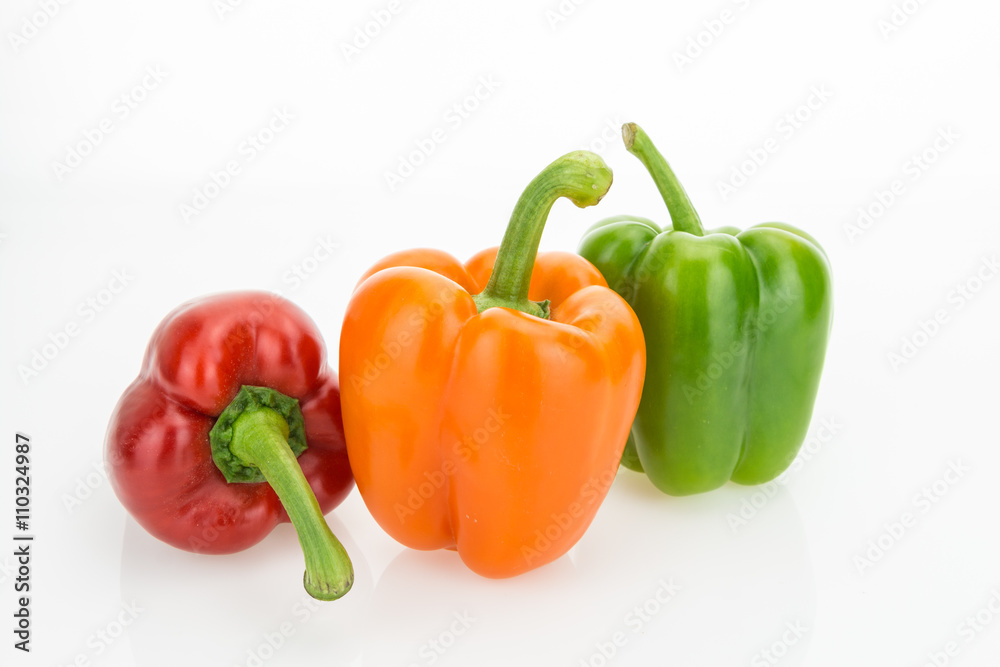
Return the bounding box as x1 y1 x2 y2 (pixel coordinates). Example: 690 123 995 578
579 123 833 495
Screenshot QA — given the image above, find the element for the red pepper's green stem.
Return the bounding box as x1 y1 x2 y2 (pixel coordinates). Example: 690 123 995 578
623 123 704 237
229 407 353 601
473 150 613 318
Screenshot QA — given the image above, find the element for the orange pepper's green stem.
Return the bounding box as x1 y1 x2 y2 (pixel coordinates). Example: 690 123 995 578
229 406 354 601
622 123 704 236
473 150 613 318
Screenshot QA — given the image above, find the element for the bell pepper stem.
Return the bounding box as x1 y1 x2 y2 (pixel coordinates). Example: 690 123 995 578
473 150 613 318
622 123 704 236
229 407 354 601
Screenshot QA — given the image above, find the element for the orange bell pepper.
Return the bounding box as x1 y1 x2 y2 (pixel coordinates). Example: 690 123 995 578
340 151 645 578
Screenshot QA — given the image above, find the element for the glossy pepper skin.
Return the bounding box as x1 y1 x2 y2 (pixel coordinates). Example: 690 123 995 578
106 291 355 599
340 151 645 578
579 124 832 496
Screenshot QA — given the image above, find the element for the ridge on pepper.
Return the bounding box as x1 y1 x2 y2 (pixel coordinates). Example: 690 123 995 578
340 150 646 578
105 292 355 600
579 123 833 496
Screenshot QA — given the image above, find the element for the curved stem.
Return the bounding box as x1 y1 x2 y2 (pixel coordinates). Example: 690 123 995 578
229 408 354 601
473 150 613 317
622 123 704 236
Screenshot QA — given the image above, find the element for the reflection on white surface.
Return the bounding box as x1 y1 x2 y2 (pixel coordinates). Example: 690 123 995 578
571 471 816 666
361 470 816 666
120 514 372 667
4 1 999 663
116 469 813 666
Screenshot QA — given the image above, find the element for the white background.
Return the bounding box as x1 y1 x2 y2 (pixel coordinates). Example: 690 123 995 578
2 1 999 665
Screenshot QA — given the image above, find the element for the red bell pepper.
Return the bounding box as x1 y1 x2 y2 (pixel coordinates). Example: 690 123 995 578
105 292 355 600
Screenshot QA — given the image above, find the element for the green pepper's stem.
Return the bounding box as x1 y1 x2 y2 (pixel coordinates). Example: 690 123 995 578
229 407 353 601
473 150 613 318
622 123 704 236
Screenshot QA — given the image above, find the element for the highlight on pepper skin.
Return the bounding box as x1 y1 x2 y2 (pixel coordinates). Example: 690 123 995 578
105 291 356 601
579 122 833 497
339 150 646 578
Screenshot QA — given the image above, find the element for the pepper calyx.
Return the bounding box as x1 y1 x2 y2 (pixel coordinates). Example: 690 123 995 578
210 385 307 484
